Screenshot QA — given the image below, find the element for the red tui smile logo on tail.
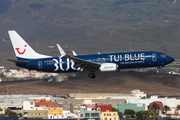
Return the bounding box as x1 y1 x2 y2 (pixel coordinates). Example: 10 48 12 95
15 45 27 55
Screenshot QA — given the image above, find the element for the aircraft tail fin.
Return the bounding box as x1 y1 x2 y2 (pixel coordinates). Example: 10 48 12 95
8 30 51 60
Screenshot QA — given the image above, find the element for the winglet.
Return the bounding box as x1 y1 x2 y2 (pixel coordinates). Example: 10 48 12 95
72 51 77 56
56 44 66 56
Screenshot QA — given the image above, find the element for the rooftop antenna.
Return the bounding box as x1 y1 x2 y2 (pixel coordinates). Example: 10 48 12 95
173 0 176 4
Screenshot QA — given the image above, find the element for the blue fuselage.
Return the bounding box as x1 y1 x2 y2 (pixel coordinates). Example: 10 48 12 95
16 51 174 73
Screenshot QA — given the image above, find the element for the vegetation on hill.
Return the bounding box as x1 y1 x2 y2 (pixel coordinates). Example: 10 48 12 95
0 0 180 94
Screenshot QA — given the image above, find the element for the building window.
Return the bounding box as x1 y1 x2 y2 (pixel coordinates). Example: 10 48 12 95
91 113 100 117
114 117 116 120
85 113 90 118
30 102 33 105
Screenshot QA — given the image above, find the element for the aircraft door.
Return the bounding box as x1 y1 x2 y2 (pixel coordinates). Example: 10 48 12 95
38 61 42 69
102 58 106 63
152 53 156 61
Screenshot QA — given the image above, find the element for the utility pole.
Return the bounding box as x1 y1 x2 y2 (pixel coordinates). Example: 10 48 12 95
36 39 39 49
7 85 9 95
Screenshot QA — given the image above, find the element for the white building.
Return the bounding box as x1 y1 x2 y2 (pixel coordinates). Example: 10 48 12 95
23 97 51 110
131 89 146 99
159 97 179 114
128 92 180 114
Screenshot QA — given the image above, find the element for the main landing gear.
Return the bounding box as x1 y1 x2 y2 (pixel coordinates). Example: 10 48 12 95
88 71 96 79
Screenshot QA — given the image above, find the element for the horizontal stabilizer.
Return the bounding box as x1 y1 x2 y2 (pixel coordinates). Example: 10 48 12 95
6 59 28 65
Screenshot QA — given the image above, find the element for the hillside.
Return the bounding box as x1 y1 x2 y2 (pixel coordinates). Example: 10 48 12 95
0 0 180 67
0 71 180 96
1 0 180 40
0 0 180 96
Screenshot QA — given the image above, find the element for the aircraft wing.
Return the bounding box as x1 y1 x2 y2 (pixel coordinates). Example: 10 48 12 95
56 44 101 71
66 54 101 71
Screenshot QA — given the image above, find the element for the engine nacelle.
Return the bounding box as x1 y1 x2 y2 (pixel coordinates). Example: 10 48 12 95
99 63 118 72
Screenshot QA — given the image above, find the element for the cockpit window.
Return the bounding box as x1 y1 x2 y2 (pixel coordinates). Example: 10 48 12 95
160 54 166 58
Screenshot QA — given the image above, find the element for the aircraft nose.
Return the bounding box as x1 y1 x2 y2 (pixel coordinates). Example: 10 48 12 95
167 56 175 64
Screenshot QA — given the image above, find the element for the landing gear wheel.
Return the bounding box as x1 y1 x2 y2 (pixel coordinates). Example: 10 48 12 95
88 73 96 79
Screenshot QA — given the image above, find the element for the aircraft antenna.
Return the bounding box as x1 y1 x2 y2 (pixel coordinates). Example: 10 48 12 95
129 41 132 51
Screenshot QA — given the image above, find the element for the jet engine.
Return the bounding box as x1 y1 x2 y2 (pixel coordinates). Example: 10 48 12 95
99 63 118 72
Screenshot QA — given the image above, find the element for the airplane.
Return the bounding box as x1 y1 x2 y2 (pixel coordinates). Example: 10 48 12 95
7 30 174 79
